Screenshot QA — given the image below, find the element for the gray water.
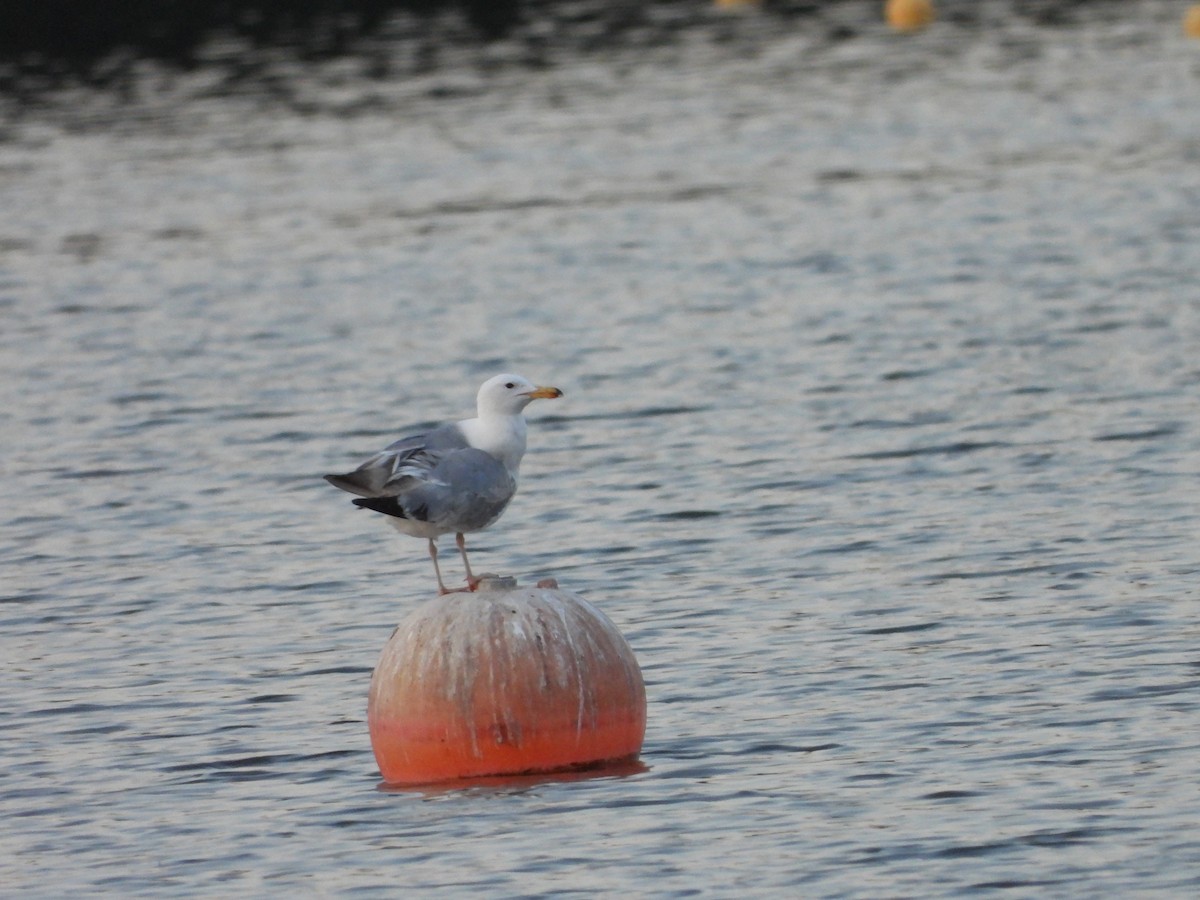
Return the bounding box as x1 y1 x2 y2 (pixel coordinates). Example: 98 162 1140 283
4 2 1200 895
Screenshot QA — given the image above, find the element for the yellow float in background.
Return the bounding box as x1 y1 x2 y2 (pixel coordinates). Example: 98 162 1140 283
886 0 936 33
1185 5 1200 39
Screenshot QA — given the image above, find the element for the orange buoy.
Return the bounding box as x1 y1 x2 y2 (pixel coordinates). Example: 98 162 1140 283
1186 5 1200 39
885 0 935 32
368 577 646 785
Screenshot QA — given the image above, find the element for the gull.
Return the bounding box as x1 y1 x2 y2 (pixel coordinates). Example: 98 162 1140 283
325 374 563 594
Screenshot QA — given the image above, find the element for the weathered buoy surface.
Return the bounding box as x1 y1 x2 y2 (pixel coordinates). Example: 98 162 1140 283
368 577 646 785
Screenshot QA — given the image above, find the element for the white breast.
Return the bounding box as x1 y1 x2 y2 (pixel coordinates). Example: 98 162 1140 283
458 414 528 475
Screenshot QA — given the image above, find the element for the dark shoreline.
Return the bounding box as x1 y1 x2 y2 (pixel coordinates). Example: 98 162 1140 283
1 0 1124 93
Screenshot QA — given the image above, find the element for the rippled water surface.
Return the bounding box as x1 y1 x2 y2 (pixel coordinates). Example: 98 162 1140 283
4 2 1200 895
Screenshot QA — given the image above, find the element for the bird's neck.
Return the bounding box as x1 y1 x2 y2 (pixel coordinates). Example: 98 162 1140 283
461 413 527 473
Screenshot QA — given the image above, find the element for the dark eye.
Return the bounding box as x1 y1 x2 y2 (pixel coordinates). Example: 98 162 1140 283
505 382 515 389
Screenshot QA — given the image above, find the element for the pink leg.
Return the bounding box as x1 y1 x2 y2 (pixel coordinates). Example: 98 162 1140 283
428 538 451 595
456 532 480 590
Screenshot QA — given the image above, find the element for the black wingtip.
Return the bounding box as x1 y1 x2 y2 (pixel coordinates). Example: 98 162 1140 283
351 496 429 522
350 496 405 519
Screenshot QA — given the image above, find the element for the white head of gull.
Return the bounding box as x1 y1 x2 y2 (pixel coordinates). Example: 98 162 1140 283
325 374 563 594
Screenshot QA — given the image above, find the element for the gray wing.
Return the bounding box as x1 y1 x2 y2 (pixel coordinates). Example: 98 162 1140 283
326 423 516 532
324 423 470 498
393 448 517 533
